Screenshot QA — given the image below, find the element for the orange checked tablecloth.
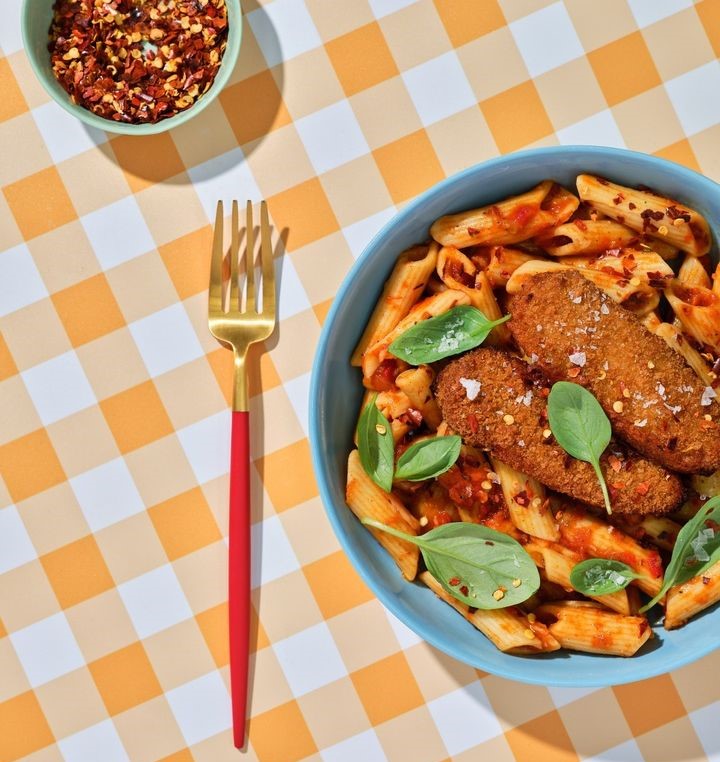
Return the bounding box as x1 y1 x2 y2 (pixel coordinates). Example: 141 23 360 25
2 1 720 760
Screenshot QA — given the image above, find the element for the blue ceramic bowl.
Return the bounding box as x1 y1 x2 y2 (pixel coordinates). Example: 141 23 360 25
309 146 720 687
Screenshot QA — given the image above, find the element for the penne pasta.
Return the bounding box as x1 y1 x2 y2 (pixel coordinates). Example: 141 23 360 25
691 470 720 499
713 263 720 297
641 311 662 332
362 289 470 381
481 245 542 288
346 450 420 580
395 365 442 430
665 280 720 353
536 601 652 656
576 174 711 257
526 539 631 614
535 219 639 257
351 244 438 366
678 253 712 289
616 515 681 552
436 246 511 345
490 457 559 542
431 181 579 249
420 571 560 653
665 559 720 630
651 322 714 386
558 505 663 597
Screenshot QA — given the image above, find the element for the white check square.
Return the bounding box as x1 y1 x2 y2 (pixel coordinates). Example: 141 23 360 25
118 564 193 638
251 515 300 588
32 101 108 164
690 701 720 759
402 52 476 126
129 302 204 378
0 0 23 54
276 254 312 320
22 350 96 425
58 719 130 762
187 148 262 220
368 0 418 18
628 0 693 28
557 110 626 148
510 2 584 77
247 0 322 68
81 196 156 270
666 61 720 137
584 738 644 762
274 622 347 697
166 671 232 746
296 101 370 174
428 681 502 755
342 207 396 260
71 457 144 531
177 410 230 485
0 244 48 318
322 730 386 762
0 506 36 574
283 371 311 436
11 613 84 687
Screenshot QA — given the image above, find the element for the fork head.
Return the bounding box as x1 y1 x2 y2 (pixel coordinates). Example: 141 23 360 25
208 199 276 409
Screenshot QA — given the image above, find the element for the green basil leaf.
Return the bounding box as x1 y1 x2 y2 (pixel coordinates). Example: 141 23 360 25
388 305 510 365
570 558 641 596
362 518 539 609
640 495 720 612
394 436 462 482
357 393 394 492
548 381 613 514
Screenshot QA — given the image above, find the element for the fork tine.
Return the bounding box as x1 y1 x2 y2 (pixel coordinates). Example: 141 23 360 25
209 200 224 314
229 200 240 311
246 201 256 313
260 201 275 320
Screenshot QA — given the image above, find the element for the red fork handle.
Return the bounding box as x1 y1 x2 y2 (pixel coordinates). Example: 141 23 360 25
229 410 250 748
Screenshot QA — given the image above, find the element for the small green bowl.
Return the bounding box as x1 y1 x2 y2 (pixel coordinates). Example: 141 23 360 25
21 0 242 135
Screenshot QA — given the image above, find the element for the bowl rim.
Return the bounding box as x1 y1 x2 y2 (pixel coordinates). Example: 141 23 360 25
20 0 242 136
309 145 720 687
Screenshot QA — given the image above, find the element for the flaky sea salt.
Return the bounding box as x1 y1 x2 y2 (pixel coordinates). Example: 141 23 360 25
459 377 481 401
569 351 586 367
701 386 717 406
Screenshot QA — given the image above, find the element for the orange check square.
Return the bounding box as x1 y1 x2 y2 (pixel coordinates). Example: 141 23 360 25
588 32 662 107
0 58 29 123
373 130 445 204
326 22 400 97
304 550 373 620
110 133 186 193
697 0 720 58
505 709 578 762
614 675 686 736
149 487 221 561
41 535 114 609
480 82 554 153
266 178 339 251
158 751 194 762
0 429 66 503
351 653 424 725
0 334 18 382
0 691 54 762
249 699 317 762
89 642 163 716
434 0 506 47
158 225 213 301
259 439 317 512
3 166 77 241
220 70 291 146
100 380 174 454
654 139 702 173
52 274 125 347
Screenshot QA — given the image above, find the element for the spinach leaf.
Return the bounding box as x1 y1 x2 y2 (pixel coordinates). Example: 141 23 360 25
570 558 641 596
357 393 394 493
548 381 613 514
394 436 462 482
640 495 720 612
388 306 510 365
362 518 539 609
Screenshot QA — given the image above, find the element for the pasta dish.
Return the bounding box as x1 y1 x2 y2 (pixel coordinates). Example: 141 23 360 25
346 175 720 657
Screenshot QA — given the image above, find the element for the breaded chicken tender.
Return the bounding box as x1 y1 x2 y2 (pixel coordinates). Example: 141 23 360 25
434 348 683 515
507 270 720 474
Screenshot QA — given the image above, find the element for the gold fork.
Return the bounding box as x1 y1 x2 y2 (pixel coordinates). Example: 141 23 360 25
208 199 276 749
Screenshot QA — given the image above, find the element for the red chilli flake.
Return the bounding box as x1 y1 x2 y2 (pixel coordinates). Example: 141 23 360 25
459 585 469 596
449 577 461 587
467 412 479 434
467 226 481 236
635 482 650 496
48 0 229 124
